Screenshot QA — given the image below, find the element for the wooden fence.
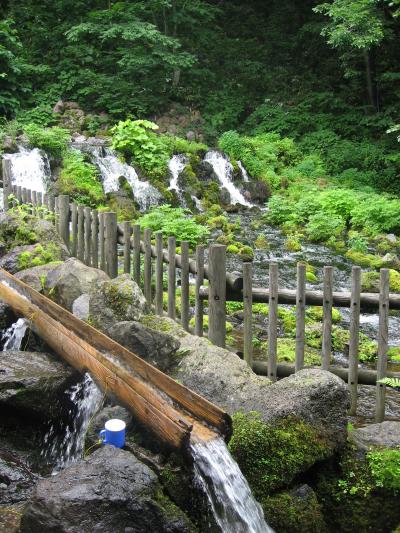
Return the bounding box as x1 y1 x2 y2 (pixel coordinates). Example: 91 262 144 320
2 174 400 422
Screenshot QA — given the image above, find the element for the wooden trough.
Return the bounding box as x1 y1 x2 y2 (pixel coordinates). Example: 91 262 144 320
0 268 231 450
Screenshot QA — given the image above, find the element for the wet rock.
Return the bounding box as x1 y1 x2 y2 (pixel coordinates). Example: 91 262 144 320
15 263 59 292
350 421 400 451
107 321 180 371
0 502 26 531
0 453 37 505
0 303 15 331
71 293 90 321
219 187 231 205
381 253 400 269
242 180 271 203
45 258 109 311
20 446 192 533
89 274 147 331
196 161 218 182
1 136 18 154
0 350 75 420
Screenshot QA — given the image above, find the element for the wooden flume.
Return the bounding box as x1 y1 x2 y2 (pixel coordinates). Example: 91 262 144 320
0 268 231 450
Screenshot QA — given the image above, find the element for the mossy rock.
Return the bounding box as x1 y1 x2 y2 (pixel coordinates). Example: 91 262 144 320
254 234 269 250
285 235 302 252
229 412 332 499
345 250 384 269
306 306 341 324
362 269 400 293
238 245 254 261
261 486 327 533
263 337 322 366
306 271 318 283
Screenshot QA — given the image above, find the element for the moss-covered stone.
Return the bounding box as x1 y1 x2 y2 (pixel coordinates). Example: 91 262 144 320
17 243 63 271
345 250 384 269
229 412 331 499
254 233 269 250
285 235 302 252
362 269 400 293
261 486 327 533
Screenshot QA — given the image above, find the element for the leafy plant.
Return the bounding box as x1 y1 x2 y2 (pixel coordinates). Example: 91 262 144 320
24 124 70 158
378 377 400 389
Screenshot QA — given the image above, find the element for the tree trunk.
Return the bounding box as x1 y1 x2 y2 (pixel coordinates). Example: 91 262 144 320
363 49 376 110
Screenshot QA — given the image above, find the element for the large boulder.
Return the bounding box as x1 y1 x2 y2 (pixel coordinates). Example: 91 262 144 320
15 263 60 292
107 321 180 371
0 350 75 420
88 274 147 331
45 258 109 310
20 446 193 533
349 421 400 451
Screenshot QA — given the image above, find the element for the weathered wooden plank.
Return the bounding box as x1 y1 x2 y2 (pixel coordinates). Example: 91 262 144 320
348 266 361 415
322 266 333 371
144 228 152 305
208 244 226 348
268 262 278 381
155 232 164 316
376 268 390 422
104 212 118 278
195 245 205 337
180 241 190 332
295 263 306 372
2 159 12 210
243 262 253 368
168 236 176 320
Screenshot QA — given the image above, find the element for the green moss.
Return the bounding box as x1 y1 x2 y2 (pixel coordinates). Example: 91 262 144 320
306 271 318 283
229 412 330 499
254 234 269 250
332 326 378 362
345 250 384 269
17 244 62 271
306 306 341 324
188 314 233 333
285 235 302 252
239 245 254 261
362 269 400 293
227 244 241 254
267 337 322 366
261 489 327 533
387 347 400 362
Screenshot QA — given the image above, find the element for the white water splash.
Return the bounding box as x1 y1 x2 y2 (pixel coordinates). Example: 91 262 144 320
191 438 273 533
3 147 50 193
237 160 250 182
43 373 103 470
168 154 188 202
90 148 161 211
2 318 29 351
204 151 252 207
191 194 203 212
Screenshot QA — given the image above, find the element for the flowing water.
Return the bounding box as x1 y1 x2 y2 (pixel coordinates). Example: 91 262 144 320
2 318 29 350
2 146 50 193
42 373 103 470
237 160 250 182
192 438 273 533
89 147 162 210
204 151 253 207
168 154 188 201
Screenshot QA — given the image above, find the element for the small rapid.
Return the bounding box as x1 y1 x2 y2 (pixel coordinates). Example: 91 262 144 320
2 318 29 351
204 151 253 207
2 146 50 193
191 438 273 533
168 154 188 202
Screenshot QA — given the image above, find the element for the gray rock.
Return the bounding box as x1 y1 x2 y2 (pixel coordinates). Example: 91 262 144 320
142 316 349 451
89 274 147 331
72 293 90 321
186 131 196 142
15 263 59 292
0 350 75 420
45 258 109 311
387 233 397 244
381 253 400 269
107 321 180 371
0 302 14 331
20 446 192 533
350 421 400 451
242 181 271 203
219 187 231 205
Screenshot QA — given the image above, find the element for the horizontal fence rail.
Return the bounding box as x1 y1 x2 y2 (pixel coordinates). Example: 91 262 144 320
2 182 400 423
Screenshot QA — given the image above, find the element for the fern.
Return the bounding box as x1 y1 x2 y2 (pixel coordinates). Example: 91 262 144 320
378 377 400 389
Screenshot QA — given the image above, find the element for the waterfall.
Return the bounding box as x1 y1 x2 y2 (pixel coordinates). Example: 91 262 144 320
2 318 29 351
237 160 250 182
204 151 252 207
90 148 162 211
2 147 50 193
191 438 273 533
43 373 103 470
168 154 188 203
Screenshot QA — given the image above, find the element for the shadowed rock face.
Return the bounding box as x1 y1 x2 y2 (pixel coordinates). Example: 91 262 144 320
20 446 192 533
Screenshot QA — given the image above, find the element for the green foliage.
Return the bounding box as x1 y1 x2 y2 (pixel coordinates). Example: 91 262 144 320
58 150 105 207
17 243 62 271
24 124 70 158
367 448 400 492
229 412 329 498
306 212 345 242
138 205 209 247
378 377 400 389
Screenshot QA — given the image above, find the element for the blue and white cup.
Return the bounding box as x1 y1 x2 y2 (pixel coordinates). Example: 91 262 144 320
99 419 126 448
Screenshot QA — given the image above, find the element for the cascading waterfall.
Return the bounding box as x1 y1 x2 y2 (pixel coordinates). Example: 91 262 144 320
191 438 273 533
2 147 50 193
90 147 162 211
43 373 103 470
237 160 250 182
168 154 188 203
2 318 29 351
204 151 252 207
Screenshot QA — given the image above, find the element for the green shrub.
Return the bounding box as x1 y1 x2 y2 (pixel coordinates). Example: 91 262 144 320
367 448 400 492
24 123 70 158
138 205 209 247
305 212 345 242
59 150 105 207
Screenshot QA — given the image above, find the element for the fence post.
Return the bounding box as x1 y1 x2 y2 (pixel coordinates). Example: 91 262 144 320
22 187 28 205
32 191 37 215
322 266 333 371
132 224 141 285
295 262 306 372
91 209 99 268
144 228 152 305
180 241 190 332
70 204 78 257
243 261 253 367
16 186 22 204
168 236 176 320
104 212 118 278
195 244 205 336
376 268 390 422
123 221 131 274
58 195 70 249
2 159 12 211
54 196 59 233
155 232 164 316
99 212 106 272
208 244 226 348
348 266 361 415
84 207 92 266
77 205 85 262
48 194 55 216
268 262 278 381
